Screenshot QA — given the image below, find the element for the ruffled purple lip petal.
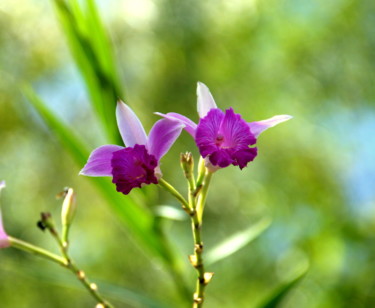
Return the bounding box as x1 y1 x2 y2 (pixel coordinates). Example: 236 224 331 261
197 82 218 118
147 119 185 161
248 115 293 138
195 108 258 169
218 108 256 147
232 148 258 169
155 112 197 137
79 145 124 176
116 101 148 147
111 144 158 195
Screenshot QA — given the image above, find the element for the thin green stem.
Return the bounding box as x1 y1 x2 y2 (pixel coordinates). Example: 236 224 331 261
8 236 67 266
179 158 214 308
195 157 206 193
154 177 192 302
65 260 114 308
189 171 214 308
10 235 113 307
158 178 190 211
159 166 214 307
196 171 213 222
49 226 114 308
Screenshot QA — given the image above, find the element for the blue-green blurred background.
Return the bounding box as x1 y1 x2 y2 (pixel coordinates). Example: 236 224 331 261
1 0 374 307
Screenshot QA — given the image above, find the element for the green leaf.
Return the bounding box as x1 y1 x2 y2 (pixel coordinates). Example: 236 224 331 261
205 217 272 266
256 260 309 308
53 0 123 144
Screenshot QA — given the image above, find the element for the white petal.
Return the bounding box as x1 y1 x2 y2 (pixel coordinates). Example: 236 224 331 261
197 82 218 118
248 115 293 138
116 101 148 147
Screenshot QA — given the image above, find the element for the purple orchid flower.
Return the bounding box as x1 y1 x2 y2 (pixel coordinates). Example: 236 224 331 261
0 181 10 249
80 101 185 195
157 82 292 170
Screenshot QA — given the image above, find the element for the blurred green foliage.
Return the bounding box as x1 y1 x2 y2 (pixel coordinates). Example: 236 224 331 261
1 0 374 307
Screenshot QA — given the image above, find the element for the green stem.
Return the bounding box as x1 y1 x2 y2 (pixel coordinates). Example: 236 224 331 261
196 171 213 222
190 171 213 308
180 159 213 308
190 211 206 308
156 177 192 302
195 157 206 193
50 228 114 308
9 235 113 307
158 178 190 210
159 169 214 307
8 236 67 266
65 260 114 308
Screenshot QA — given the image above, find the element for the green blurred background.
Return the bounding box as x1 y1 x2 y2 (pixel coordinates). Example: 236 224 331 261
1 0 374 307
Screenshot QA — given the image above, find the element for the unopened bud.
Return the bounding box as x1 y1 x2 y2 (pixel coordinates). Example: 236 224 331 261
61 188 76 227
180 152 194 179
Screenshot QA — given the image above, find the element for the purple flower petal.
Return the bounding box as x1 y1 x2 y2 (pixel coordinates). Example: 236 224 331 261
147 119 185 161
80 145 124 176
209 149 233 168
111 145 158 195
248 115 292 138
116 101 148 147
195 108 225 157
0 210 9 248
155 112 197 137
232 148 258 169
197 82 217 118
219 108 256 148
0 181 5 191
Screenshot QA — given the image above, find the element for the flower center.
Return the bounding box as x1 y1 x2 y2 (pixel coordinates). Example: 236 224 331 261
215 134 224 146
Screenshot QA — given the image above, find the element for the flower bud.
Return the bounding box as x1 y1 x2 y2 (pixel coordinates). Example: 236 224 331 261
61 188 76 227
180 152 194 179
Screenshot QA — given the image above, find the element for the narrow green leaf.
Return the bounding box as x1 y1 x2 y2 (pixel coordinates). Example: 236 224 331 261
53 0 122 144
205 217 272 265
85 0 123 94
256 261 309 308
23 85 89 163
